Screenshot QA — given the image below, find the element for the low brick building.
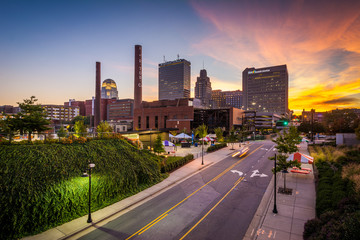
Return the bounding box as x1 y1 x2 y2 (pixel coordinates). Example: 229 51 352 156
134 98 194 132
134 98 245 133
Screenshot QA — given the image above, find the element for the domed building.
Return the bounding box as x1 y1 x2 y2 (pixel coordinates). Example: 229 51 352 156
101 79 118 99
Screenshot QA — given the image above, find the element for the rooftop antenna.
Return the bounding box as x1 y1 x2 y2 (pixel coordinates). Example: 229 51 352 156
177 54 179 60
163 55 166 62
203 60 204 69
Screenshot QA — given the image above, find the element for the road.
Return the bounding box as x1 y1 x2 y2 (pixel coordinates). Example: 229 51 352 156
79 141 276 240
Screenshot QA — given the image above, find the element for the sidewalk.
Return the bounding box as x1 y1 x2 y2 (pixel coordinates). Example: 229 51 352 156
244 142 316 240
24 144 243 240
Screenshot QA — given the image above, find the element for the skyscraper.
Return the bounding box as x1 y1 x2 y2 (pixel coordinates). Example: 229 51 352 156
158 59 191 100
195 69 212 108
101 79 118 99
242 65 288 115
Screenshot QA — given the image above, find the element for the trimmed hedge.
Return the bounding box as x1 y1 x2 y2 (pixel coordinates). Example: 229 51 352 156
206 142 227 153
315 161 352 216
161 154 194 173
304 146 360 240
0 139 162 239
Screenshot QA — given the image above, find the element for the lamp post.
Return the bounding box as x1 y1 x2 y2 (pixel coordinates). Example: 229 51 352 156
82 162 95 223
201 136 204 165
273 154 278 214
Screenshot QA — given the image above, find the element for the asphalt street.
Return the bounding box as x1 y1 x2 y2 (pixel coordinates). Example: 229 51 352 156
79 141 276 240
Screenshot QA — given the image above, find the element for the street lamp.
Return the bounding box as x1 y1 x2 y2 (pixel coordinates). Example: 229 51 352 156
201 135 204 165
82 162 95 223
273 154 278 214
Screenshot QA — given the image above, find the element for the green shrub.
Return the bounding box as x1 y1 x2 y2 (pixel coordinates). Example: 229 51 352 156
206 142 227 153
0 139 162 239
161 154 194 173
307 146 360 239
303 218 321 240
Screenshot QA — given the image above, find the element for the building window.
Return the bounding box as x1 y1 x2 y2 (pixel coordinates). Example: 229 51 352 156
138 116 141 129
155 116 158 129
146 116 149 129
164 116 168 128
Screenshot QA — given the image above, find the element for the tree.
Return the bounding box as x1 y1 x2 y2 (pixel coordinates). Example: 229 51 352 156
57 125 67 140
323 109 360 134
0 115 21 143
153 135 165 155
71 115 90 126
356 124 360 140
298 122 325 134
214 127 224 142
96 121 113 138
169 130 178 137
74 120 87 137
270 126 301 192
227 127 238 150
238 125 248 143
195 124 208 165
17 96 50 141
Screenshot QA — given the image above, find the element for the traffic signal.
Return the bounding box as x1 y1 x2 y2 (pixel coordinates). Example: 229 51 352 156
276 119 289 126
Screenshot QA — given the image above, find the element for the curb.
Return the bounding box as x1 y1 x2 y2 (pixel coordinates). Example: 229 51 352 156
243 174 275 240
59 146 240 239
60 161 216 239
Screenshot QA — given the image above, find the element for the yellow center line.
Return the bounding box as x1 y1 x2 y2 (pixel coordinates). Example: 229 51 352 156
125 144 264 239
179 177 245 240
138 214 168 235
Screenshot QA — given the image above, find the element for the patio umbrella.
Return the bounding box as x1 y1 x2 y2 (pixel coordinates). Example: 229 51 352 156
162 140 175 146
174 133 192 139
287 152 314 164
200 137 214 142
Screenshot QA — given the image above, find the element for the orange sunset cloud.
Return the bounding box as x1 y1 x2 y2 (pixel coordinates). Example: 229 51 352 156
191 0 360 114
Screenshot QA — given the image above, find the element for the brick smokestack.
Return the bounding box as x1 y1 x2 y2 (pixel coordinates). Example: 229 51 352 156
134 45 142 109
94 61 101 129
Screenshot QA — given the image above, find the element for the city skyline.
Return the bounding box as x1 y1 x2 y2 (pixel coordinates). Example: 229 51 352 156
1 0 360 114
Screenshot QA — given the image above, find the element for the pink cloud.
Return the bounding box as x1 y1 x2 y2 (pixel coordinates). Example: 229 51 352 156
190 0 360 112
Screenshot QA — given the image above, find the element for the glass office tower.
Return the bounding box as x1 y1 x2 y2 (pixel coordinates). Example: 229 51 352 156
242 65 288 115
158 59 191 100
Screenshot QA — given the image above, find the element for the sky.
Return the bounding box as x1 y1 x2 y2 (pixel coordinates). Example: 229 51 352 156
1 0 359 115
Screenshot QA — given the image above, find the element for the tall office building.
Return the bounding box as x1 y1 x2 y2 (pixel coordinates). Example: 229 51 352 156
158 59 191 100
195 69 212 108
211 90 242 109
101 79 118 99
242 65 288 115
223 90 242 109
211 90 226 108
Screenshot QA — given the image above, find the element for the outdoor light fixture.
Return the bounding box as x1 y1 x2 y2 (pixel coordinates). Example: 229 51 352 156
82 162 95 223
273 154 278 214
201 136 204 165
